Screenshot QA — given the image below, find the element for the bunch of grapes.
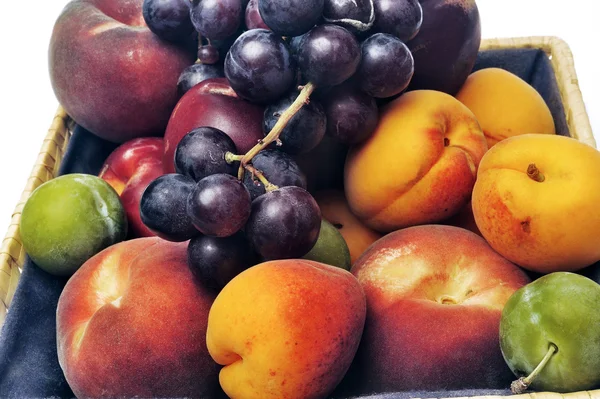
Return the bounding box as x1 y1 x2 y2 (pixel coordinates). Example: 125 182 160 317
141 0 424 288
140 127 321 290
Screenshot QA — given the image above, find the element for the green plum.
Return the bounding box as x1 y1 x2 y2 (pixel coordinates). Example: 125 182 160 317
302 219 351 270
21 174 127 276
499 272 600 393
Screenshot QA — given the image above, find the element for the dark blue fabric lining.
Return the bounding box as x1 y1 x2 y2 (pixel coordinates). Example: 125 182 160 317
0 49 570 398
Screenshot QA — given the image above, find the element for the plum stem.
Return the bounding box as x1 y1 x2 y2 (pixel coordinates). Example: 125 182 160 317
322 0 376 32
527 163 545 182
244 164 279 192
225 152 243 164
237 82 317 180
510 343 558 394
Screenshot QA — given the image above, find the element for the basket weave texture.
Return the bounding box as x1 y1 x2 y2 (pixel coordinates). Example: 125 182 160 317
0 37 598 399
0 107 72 326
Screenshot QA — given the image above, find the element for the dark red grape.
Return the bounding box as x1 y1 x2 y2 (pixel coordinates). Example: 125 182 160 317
187 174 251 237
188 233 256 290
190 0 242 40
323 0 374 33
177 63 225 95
372 0 422 42
245 0 269 30
140 174 198 242
224 29 296 103
243 149 307 199
197 44 220 64
263 91 326 155
297 24 361 87
322 82 378 144
245 186 321 260
174 127 237 181
143 0 194 42
258 0 324 36
356 33 414 98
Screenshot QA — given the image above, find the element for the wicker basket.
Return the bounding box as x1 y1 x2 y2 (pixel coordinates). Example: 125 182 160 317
0 36 597 399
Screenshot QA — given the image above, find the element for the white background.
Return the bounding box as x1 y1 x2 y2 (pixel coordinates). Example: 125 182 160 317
0 0 598 231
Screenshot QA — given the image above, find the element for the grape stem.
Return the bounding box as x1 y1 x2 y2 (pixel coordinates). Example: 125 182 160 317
225 152 244 164
237 82 317 180
510 343 558 394
322 0 376 32
244 164 279 192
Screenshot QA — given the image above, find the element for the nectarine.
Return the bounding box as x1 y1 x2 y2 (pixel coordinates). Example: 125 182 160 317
49 0 195 142
57 238 219 398
350 225 530 392
408 0 481 94
99 137 165 238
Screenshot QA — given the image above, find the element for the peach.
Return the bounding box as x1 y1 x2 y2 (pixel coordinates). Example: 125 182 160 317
56 238 219 398
350 225 530 392
345 90 488 232
456 68 556 148
472 134 600 273
49 0 195 142
206 259 366 399
314 190 382 264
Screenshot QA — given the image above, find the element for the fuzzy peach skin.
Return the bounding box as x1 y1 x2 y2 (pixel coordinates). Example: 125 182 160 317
456 68 556 148
314 190 382 264
350 225 530 393
472 134 600 273
57 238 220 398
49 0 195 143
206 259 366 399
345 90 488 232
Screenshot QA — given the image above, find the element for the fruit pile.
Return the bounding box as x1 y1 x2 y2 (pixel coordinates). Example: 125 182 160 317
14 0 600 398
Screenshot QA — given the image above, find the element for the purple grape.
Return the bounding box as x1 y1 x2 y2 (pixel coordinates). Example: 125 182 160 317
322 82 378 144
263 91 326 155
243 149 307 199
297 24 361 87
258 0 324 36
288 34 306 60
143 0 194 42
177 63 225 95
197 44 220 64
188 233 256 290
245 186 321 260
245 0 269 30
187 174 251 237
372 0 422 42
140 174 198 242
323 0 375 33
174 127 237 181
190 0 242 40
356 33 414 98
224 29 296 103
